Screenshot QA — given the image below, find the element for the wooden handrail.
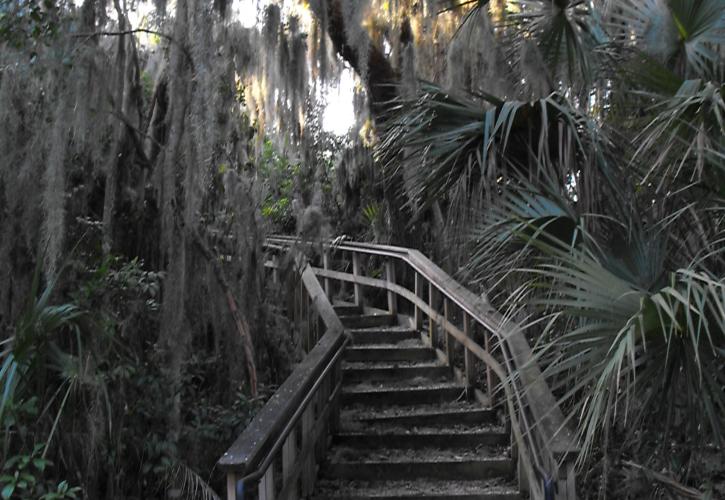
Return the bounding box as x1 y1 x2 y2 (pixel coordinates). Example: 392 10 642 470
219 255 346 499
268 235 578 499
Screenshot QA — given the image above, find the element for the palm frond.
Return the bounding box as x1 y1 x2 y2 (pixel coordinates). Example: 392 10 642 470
634 79 725 190
500 0 609 89
517 236 725 465
613 0 725 80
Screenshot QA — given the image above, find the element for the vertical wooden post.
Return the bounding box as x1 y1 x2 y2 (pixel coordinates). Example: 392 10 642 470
385 260 397 315
428 282 435 347
557 459 576 500
484 329 493 403
226 473 237 500
272 255 279 284
463 314 475 388
259 465 275 500
300 406 315 495
352 252 362 306
414 273 423 330
322 249 331 298
282 432 297 498
443 298 452 365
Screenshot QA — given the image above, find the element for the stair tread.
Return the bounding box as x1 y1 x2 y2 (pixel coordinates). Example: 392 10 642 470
327 446 510 463
343 381 464 393
343 361 444 369
337 424 507 435
346 343 429 350
348 325 417 333
313 478 519 498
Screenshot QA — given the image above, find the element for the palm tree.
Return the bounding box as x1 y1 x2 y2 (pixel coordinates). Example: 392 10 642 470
377 0 725 494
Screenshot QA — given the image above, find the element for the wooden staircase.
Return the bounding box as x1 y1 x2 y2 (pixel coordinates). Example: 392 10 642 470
219 237 578 500
311 305 520 500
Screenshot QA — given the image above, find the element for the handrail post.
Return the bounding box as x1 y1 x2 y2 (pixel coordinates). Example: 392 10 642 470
282 432 296 499
485 329 493 404
385 260 397 315
322 249 331 298
226 473 238 500
259 465 274 500
272 255 280 284
557 456 577 499
352 252 362 306
427 281 435 346
463 314 475 388
414 272 423 330
443 298 452 365
300 406 315 495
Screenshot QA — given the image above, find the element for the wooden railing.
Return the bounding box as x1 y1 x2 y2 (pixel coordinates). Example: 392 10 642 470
218 249 347 499
266 236 579 499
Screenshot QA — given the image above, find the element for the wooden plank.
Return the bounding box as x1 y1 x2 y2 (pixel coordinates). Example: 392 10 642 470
414 272 423 330
226 473 237 500
385 260 397 314
444 298 452 366
322 249 331 298
259 465 274 500
352 252 362 306
485 329 493 403
463 314 475 387
218 324 344 475
282 433 297 493
428 281 435 346
300 406 315 496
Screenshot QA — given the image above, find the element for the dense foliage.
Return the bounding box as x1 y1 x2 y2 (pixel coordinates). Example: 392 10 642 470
375 0 725 497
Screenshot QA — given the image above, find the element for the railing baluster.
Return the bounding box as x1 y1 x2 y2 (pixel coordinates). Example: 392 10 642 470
322 249 331 298
463 314 475 388
300 406 315 496
352 252 362 306
226 474 238 500
259 465 275 500
443 297 452 365
385 260 397 315
484 328 493 403
282 433 297 498
414 272 423 330
428 281 434 347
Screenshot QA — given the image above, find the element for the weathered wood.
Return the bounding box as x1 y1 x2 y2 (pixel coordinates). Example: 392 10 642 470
300 406 315 496
352 252 362 306
304 243 577 456
385 260 397 314
444 298 452 366
226 474 237 500
485 329 493 403
463 314 475 387
428 281 435 346
259 466 274 500
282 433 297 492
414 272 423 330
218 319 344 475
322 249 331 298
265 236 577 499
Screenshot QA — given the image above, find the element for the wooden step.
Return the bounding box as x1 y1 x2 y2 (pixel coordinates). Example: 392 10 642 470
312 479 520 500
334 430 509 449
349 327 419 345
321 448 513 481
348 406 497 426
342 364 451 383
342 384 466 407
334 304 363 315
341 314 397 329
344 346 436 362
